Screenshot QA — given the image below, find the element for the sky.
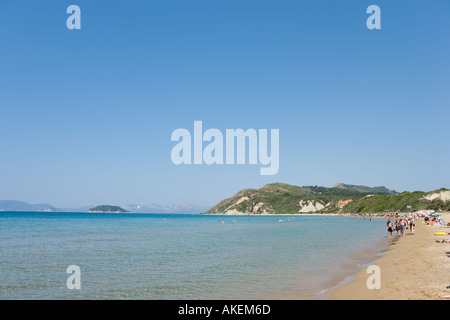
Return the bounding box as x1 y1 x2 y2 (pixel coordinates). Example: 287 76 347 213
0 0 449 208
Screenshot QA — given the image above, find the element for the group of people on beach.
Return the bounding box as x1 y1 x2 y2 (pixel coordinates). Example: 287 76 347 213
386 217 415 238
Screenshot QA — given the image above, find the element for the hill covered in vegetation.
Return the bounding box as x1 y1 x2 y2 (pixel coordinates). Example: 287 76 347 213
204 183 449 214
88 205 129 213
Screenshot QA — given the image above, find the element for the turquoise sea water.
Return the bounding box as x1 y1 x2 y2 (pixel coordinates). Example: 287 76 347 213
0 212 389 299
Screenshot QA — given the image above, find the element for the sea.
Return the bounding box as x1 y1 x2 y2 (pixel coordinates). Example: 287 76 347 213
0 212 390 299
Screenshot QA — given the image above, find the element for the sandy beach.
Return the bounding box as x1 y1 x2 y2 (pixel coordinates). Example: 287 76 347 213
329 212 450 300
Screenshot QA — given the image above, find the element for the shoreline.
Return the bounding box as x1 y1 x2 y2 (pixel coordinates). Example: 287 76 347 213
202 213 346 216
295 232 391 300
328 212 450 300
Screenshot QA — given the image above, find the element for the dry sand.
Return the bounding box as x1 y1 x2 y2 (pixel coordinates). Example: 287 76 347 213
329 213 450 300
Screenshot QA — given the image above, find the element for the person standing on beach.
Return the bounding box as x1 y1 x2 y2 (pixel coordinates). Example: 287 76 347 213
395 219 400 236
387 219 393 238
400 218 406 237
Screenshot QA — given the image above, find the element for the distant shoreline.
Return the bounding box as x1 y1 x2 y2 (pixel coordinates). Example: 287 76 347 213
201 212 386 217
201 213 341 216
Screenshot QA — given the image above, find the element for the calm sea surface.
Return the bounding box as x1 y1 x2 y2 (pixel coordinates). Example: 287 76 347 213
0 212 389 299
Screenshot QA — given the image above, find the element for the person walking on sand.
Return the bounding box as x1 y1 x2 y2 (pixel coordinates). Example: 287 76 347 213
387 219 393 238
395 219 400 236
409 217 415 234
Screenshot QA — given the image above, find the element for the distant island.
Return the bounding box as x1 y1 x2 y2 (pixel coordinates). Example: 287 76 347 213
88 205 129 213
0 200 59 212
0 200 207 214
204 183 450 215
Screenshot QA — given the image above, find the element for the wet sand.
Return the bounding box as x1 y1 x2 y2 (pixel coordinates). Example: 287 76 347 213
329 213 450 300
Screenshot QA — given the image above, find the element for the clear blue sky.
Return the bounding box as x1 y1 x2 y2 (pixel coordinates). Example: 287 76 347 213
1 0 449 208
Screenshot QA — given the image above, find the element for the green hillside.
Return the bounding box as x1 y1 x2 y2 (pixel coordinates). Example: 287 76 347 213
332 183 398 195
204 183 449 215
341 189 450 213
340 192 427 213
